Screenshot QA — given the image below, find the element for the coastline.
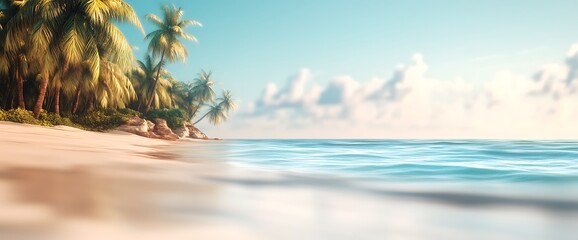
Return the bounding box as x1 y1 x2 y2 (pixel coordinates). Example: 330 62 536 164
0 122 286 239
0 121 240 239
1 122 577 240
0 121 176 168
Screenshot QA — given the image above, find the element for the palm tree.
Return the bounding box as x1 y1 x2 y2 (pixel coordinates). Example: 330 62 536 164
6 0 142 117
143 4 201 114
189 70 215 118
216 90 237 111
92 57 136 110
1 0 55 114
132 54 173 110
193 90 236 125
167 79 189 109
0 0 28 110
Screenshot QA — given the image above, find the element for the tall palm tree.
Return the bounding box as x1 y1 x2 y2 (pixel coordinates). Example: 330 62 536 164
193 90 236 125
1 7 53 114
0 0 28 110
143 4 201 114
6 0 142 117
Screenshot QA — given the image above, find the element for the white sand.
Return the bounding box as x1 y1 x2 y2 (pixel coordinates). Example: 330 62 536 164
0 121 576 240
0 122 287 239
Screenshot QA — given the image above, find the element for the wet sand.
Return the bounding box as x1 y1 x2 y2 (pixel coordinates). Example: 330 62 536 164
0 122 577 240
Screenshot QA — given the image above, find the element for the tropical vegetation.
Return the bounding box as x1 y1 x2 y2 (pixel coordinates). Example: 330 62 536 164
0 1 236 132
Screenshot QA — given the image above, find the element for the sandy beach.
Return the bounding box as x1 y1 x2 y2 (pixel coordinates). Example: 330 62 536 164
1 122 577 240
0 122 238 239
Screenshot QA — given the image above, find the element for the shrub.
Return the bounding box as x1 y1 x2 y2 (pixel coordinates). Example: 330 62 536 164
71 108 136 131
0 109 7 121
144 108 189 129
2 108 44 125
117 108 141 117
0 108 142 131
39 111 80 128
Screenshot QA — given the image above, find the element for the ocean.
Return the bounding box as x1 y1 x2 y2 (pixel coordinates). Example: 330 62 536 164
185 139 578 185
176 139 578 240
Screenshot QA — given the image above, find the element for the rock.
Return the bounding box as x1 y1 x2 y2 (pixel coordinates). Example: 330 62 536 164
186 124 208 139
153 119 173 135
146 120 155 130
115 116 183 141
116 116 149 136
153 118 179 141
173 124 190 138
126 116 145 126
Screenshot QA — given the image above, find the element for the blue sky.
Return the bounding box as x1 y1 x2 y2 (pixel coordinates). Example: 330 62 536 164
123 0 578 99
122 0 578 138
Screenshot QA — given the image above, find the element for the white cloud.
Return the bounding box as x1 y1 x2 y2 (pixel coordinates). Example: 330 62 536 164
253 69 319 112
202 44 578 139
318 76 360 105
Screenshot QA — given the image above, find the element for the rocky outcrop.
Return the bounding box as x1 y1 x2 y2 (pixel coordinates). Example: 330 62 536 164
116 117 215 141
186 124 208 139
116 117 177 141
146 120 155 131
116 116 149 137
152 119 179 141
173 124 190 138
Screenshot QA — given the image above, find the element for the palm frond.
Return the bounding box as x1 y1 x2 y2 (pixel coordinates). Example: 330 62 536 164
145 4 201 63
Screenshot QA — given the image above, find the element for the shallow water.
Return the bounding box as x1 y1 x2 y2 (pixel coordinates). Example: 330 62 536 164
176 139 578 239
185 140 578 186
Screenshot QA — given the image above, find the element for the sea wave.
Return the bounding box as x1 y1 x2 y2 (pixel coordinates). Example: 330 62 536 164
189 140 578 184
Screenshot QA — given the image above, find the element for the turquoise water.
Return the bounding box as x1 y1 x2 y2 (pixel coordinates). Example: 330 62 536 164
204 140 578 185
178 139 578 239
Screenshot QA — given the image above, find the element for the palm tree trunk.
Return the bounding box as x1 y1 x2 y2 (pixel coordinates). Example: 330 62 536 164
54 85 61 116
190 104 201 119
193 111 210 125
72 83 82 114
10 94 15 109
16 69 25 109
33 75 49 119
144 50 166 114
87 97 95 113
137 97 143 111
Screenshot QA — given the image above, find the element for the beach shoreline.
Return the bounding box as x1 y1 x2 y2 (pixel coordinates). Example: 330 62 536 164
1 122 577 240
0 122 308 239
0 121 244 239
0 121 177 168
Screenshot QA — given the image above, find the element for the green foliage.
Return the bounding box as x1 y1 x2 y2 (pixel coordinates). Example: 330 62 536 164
0 110 6 121
71 108 138 131
145 108 189 129
39 111 80 128
0 109 84 128
0 108 44 125
0 108 141 131
0 2 236 133
117 108 141 117
193 90 237 125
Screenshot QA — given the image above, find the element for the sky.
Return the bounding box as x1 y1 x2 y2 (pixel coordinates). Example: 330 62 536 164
123 0 578 139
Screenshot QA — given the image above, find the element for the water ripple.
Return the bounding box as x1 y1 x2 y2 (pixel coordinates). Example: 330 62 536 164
185 140 578 185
